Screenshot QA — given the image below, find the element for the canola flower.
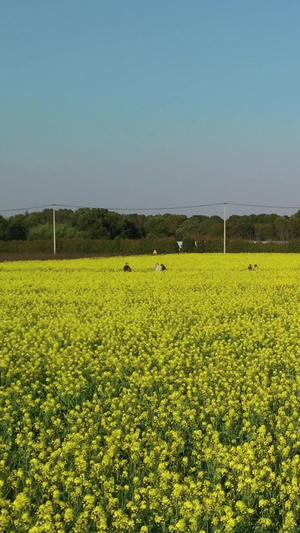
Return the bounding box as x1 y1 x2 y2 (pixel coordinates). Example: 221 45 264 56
1 253 300 531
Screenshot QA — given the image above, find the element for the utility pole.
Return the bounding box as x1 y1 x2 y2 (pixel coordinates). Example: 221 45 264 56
53 204 56 255
223 202 227 253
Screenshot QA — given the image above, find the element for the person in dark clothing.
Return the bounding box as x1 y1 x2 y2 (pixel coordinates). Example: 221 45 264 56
123 263 132 272
248 264 253 271
161 263 167 271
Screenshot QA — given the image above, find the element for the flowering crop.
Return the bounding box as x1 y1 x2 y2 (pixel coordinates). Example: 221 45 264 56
1 253 300 532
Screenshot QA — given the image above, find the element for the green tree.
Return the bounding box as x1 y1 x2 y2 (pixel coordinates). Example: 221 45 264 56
254 223 275 241
274 216 291 241
145 214 187 237
176 216 208 239
7 215 27 240
28 223 53 241
72 209 110 239
181 238 196 252
0 216 9 241
289 211 300 239
126 214 147 238
55 209 74 224
227 215 255 240
197 216 223 238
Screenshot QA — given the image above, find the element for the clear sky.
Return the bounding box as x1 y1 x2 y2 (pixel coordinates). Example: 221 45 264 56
1 0 300 218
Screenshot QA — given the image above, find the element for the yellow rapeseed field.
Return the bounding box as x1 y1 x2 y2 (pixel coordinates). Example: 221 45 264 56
1 253 300 532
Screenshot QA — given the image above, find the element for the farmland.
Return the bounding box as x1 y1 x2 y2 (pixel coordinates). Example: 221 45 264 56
1 254 300 532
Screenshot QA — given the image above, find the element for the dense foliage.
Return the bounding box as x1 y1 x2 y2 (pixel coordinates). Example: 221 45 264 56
0 237 178 256
1 208 300 243
2 254 300 532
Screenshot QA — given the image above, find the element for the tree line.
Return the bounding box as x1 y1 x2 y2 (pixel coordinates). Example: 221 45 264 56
1 208 300 242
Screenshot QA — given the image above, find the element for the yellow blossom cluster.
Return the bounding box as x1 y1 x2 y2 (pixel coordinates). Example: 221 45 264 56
1 253 300 532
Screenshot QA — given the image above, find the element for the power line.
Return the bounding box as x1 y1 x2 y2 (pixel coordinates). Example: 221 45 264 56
0 204 54 213
56 202 300 211
0 202 225 214
1 201 300 215
54 202 225 211
229 202 300 210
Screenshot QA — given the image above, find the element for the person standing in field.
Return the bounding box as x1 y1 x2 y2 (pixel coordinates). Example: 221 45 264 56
123 263 132 272
155 263 161 271
161 263 167 271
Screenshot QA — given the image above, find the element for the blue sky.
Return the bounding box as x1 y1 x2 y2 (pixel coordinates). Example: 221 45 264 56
1 0 300 217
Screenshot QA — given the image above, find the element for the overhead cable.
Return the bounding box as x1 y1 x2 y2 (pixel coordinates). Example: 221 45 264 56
1 201 300 214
